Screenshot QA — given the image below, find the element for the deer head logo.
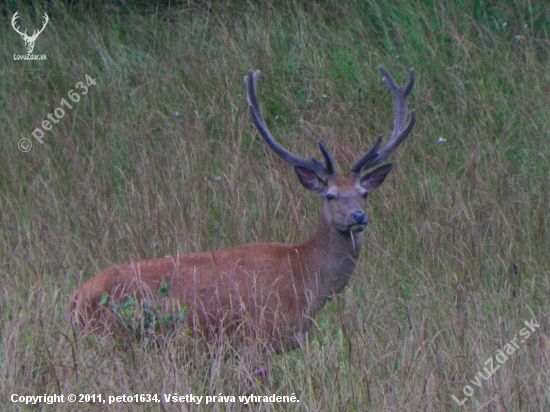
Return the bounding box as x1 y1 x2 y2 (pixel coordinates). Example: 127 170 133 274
11 11 49 54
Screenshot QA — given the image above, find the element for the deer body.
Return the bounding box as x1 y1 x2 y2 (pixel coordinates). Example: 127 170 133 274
72 178 366 343
73 209 360 347
72 67 415 350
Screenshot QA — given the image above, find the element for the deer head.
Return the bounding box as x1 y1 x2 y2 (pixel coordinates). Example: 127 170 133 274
244 67 415 238
12 11 49 54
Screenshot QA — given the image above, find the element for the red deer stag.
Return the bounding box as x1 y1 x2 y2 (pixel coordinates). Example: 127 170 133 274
71 66 415 351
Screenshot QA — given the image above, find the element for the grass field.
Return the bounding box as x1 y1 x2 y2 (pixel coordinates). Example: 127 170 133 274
1 0 549 410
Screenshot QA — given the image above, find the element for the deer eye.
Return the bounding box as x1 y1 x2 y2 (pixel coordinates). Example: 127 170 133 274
326 193 335 200
362 191 369 198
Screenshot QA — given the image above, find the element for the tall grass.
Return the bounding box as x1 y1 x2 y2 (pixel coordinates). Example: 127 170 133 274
1 0 549 410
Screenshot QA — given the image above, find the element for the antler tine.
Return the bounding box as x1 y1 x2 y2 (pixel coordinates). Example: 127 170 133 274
29 13 49 40
37 13 49 35
350 135 382 173
351 66 416 174
244 70 334 178
318 141 334 174
11 11 26 36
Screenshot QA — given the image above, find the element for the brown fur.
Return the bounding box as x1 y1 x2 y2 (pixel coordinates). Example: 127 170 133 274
71 174 383 349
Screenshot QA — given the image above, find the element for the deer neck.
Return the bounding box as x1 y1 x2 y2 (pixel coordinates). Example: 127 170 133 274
296 211 363 304
308 211 363 259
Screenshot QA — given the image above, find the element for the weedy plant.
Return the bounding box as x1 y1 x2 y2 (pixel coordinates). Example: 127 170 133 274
98 289 189 338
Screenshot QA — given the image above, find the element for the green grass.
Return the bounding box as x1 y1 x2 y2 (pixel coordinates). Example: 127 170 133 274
1 0 549 410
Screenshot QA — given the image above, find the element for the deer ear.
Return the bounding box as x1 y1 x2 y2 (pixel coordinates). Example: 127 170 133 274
360 164 393 191
294 166 326 192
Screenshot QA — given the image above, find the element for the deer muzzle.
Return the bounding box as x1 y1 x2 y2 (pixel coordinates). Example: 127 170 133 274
348 210 367 232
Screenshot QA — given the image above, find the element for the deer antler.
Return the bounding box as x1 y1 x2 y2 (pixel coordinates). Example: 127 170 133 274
11 11 49 41
244 70 334 179
29 13 49 41
11 11 26 37
351 66 416 174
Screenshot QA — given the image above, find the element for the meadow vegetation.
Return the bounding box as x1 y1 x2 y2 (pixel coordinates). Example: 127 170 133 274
1 0 549 410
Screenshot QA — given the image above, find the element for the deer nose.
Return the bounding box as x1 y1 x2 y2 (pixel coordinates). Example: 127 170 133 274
351 210 367 224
